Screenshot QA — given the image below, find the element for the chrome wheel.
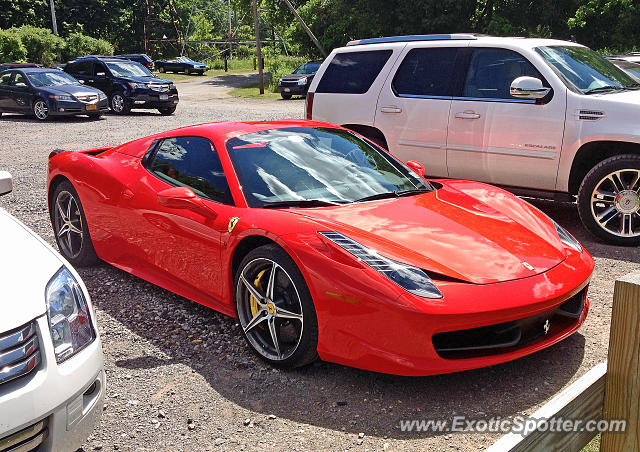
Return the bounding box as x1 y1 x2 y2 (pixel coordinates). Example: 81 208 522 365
111 94 124 113
33 100 48 120
236 258 304 361
53 190 84 259
591 169 640 238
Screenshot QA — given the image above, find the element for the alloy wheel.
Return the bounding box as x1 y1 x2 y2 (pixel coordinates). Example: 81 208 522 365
111 94 124 113
53 190 84 259
590 169 640 238
33 100 48 120
236 258 304 361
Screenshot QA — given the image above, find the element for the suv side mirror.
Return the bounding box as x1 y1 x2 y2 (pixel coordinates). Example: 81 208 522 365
157 186 217 218
406 160 425 178
0 171 13 196
510 76 551 99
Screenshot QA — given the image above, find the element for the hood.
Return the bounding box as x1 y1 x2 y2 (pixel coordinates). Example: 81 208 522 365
0 209 63 332
43 85 103 96
290 181 567 284
590 88 640 104
117 76 172 84
280 73 314 81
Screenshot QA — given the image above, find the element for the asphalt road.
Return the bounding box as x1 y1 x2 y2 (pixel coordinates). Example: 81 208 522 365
1 75 638 451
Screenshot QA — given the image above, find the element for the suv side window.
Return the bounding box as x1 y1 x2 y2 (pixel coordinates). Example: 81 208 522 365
316 50 392 94
93 62 107 76
148 136 232 205
392 48 460 97
463 48 543 100
68 61 93 76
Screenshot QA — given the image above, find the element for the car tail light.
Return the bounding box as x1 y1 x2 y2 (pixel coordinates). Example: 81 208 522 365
306 92 314 120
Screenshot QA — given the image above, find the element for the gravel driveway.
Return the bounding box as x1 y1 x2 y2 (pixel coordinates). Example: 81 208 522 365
0 75 638 452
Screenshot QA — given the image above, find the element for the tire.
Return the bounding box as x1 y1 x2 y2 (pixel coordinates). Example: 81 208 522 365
87 113 103 119
280 92 292 100
158 66 165 73
109 92 131 114
185 68 191 75
158 106 176 115
32 98 49 120
577 154 640 246
235 244 318 369
51 181 100 266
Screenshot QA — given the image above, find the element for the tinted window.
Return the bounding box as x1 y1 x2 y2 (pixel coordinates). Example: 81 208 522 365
0 72 12 85
93 62 107 75
316 50 392 94
13 73 27 86
149 136 232 204
393 48 459 97
67 61 93 75
463 48 542 99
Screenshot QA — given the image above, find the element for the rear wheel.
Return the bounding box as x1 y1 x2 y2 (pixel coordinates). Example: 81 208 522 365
109 92 130 114
185 68 191 75
158 66 165 73
235 245 318 368
33 98 49 120
51 181 99 266
577 154 640 246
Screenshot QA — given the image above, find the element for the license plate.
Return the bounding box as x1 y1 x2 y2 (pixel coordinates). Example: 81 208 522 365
160 94 168 101
284 88 290 92
86 104 97 111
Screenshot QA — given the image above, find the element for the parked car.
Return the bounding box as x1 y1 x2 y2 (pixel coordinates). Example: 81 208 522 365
155 56 208 75
63 56 178 115
307 34 640 245
277 61 322 99
115 53 154 71
0 171 104 451
606 57 640 82
0 68 108 120
47 120 593 376
0 62 41 72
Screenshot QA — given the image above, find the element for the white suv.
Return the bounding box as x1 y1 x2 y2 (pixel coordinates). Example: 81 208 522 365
307 34 640 245
0 172 105 451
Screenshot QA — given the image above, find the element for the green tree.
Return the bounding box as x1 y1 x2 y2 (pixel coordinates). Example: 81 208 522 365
0 29 28 62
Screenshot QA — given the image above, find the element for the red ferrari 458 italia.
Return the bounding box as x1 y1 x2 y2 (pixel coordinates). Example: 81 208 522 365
47 120 594 376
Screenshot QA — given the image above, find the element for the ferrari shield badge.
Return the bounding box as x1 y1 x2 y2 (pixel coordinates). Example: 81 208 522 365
228 216 239 233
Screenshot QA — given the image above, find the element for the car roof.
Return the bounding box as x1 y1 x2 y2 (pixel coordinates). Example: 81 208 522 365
19 68 64 74
73 56 131 62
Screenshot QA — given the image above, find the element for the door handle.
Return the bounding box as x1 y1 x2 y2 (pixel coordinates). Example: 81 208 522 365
380 106 402 113
88 79 94 83
455 111 481 119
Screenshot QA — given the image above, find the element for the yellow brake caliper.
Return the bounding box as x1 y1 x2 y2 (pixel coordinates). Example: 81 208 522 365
250 270 267 317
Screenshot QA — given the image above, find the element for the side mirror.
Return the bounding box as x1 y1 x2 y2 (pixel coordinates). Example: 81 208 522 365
406 160 425 178
0 171 13 196
79 80 85 84
157 186 216 218
15 82 27 87
510 76 551 99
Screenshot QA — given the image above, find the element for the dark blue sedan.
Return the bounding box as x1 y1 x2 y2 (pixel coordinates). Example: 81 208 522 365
154 56 208 75
0 68 108 120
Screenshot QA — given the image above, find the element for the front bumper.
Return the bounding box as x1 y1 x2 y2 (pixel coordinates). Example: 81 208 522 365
128 90 179 109
50 99 109 116
291 234 595 376
0 315 105 451
278 84 309 95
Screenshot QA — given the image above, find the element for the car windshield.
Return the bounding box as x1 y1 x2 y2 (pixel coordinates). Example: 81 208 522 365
536 45 638 93
177 56 193 63
226 127 431 207
612 61 640 82
26 71 81 86
106 61 153 77
293 63 321 74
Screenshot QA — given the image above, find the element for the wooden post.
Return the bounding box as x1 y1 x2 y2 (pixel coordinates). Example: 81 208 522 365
601 273 640 452
252 0 264 94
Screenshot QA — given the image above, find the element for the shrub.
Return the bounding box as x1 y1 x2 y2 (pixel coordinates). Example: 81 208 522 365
9 25 62 66
62 32 114 61
0 29 27 62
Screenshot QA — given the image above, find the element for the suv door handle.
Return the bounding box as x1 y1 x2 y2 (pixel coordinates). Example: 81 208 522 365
455 111 481 119
380 106 402 113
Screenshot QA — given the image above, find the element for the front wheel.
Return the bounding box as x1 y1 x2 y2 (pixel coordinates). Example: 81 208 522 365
280 92 292 100
185 68 191 75
87 113 103 119
109 92 131 114
33 98 49 120
158 106 176 115
51 181 100 266
235 244 318 368
158 66 165 73
577 154 640 245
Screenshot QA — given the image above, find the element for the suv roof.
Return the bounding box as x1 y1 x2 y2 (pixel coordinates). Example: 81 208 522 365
73 55 129 62
347 34 478 46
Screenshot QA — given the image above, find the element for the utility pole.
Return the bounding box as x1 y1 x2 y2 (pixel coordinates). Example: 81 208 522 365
49 0 58 35
227 0 233 59
281 0 326 57
252 0 264 94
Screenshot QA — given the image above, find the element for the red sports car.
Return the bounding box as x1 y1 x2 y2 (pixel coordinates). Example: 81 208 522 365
47 120 594 376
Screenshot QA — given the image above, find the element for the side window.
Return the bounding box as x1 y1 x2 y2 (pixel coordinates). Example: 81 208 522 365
13 73 26 86
463 48 544 99
392 48 460 97
0 72 12 85
93 62 107 76
69 61 93 75
316 50 393 94
148 136 232 205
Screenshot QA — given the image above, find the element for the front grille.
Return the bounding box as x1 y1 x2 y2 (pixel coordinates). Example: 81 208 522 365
76 94 98 103
0 420 47 452
280 80 301 86
149 84 170 92
0 321 41 386
432 289 586 359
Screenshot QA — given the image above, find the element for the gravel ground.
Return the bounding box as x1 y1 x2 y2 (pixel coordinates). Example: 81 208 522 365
1 75 638 452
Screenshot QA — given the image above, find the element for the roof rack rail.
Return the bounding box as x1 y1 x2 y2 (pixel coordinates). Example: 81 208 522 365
346 34 477 46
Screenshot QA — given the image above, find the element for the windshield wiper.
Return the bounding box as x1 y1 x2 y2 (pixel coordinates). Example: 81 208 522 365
354 188 431 203
262 199 345 208
584 85 624 94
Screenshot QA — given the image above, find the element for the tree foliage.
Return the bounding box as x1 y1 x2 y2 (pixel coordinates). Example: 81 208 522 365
0 29 28 62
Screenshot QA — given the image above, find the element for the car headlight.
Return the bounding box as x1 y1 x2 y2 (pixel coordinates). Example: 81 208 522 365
320 231 443 298
49 94 73 101
552 219 583 253
98 92 107 100
297 77 308 85
128 82 146 89
45 267 95 363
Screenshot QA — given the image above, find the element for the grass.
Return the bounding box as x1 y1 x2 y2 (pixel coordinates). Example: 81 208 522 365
581 434 600 451
227 85 283 99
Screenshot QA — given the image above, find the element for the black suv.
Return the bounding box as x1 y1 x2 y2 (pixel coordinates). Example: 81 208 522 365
63 56 178 115
115 54 154 70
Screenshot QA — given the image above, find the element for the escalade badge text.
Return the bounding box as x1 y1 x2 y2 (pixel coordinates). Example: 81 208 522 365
522 261 534 270
228 217 239 233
